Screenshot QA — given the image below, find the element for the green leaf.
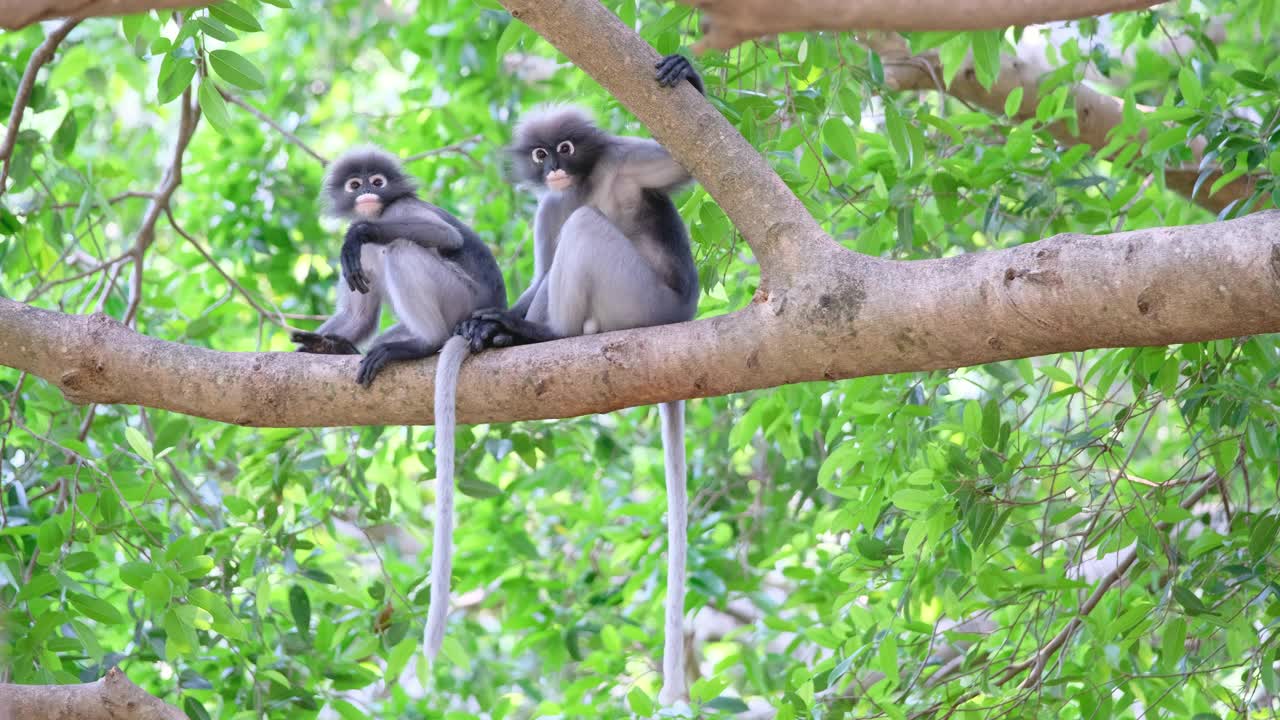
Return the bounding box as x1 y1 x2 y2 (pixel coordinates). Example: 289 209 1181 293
691 675 731 703
706 696 751 713
290 584 312 637
68 593 125 625
0 205 21 236
1232 69 1277 91
458 478 503 499
208 2 263 32
164 606 198 655
157 55 196 104
1161 616 1186 671
198 81 233 136
1178 66 1203 107
822 119 857 165
37 518 65 553
52 110 79 160
63 551 98 572
209 49 266 91
120 561 154 589
971 30 1002 90
882 102 910 167
495 19 527 63
1249 512 1278 560
1172 585 1210 616
627 687 654 716
16 574 58 602
259 0 292 6
891 488 939 512
195 17 239 42
1003 86 1023 118
183 698 212 720
125 426 154 463
980 399 1000 448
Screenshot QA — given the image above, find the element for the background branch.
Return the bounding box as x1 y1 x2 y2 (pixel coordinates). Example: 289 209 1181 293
864 33 1257 214
675 0 1166 51
0 18 81 194
0 1 199 30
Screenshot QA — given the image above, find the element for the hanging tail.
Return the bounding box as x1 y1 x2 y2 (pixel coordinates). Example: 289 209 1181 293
424 335 468 660
657 400 688 704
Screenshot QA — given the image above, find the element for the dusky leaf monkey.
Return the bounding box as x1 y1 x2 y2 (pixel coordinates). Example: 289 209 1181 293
293 147 506 661
457 54 705 704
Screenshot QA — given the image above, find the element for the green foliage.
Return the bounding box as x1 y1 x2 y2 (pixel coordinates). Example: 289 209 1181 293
2 1 1279 719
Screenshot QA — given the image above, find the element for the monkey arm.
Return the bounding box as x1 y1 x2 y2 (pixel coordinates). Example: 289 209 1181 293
613 139 694 193
350 218 465 251
340 214 465 294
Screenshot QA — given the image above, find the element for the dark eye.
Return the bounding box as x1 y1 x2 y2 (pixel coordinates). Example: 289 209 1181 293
557 141 574 155
345 178 362 192
370 174 386 188
532 148 549 163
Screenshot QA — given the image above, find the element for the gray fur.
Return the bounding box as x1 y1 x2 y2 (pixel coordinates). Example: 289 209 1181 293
304 147 509 665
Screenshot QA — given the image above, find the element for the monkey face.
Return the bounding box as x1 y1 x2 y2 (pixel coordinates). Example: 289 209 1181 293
323 148 416 217
510 108 607 192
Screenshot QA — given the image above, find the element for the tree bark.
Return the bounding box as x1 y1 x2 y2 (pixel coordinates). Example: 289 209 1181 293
674 0 1165 51
864 34 1257 215
0 667 188 720
4 211 1278 428
0 0 200 30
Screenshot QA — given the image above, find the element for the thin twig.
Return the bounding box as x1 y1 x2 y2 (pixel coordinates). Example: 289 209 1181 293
220 88 329 165
402 134 484 164
123 87 200 328
46 190 156 212
995 472 1220 689
164 207 299 331
0 18 81 195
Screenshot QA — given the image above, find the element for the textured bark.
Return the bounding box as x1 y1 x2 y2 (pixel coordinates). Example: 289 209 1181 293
0 0 201 30
675 0 1165 51
4 211 1278 428
865 34 1256 214
0 667 188 720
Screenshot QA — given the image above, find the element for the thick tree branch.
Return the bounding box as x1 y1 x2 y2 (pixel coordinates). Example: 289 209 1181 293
0 666 188 720
499 0 838 284
0 18 81 194
675 0 1165 51
864 33 1257 214
0 1 200 30
2 212 1277 428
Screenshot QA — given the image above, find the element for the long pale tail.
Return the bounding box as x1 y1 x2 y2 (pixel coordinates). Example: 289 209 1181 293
657 400 688 705
424 335 468 661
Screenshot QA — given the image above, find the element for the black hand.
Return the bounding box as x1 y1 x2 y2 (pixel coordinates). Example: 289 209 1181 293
655 54 704 95
292 331 360 355
340 237 370 294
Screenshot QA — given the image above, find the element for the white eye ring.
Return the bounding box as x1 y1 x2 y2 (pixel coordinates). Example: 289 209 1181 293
532 148 548 163
557 140 574 155
370 174 387 188
345 178 362 192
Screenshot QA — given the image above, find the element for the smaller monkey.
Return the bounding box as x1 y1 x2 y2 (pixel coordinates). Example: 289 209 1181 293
294 147 506 661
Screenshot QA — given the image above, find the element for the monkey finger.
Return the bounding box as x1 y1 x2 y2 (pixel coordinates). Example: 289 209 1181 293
492 333 515 348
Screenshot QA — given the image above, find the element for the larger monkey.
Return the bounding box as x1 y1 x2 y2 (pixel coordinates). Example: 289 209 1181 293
292 147 506 662
458 54 705 703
